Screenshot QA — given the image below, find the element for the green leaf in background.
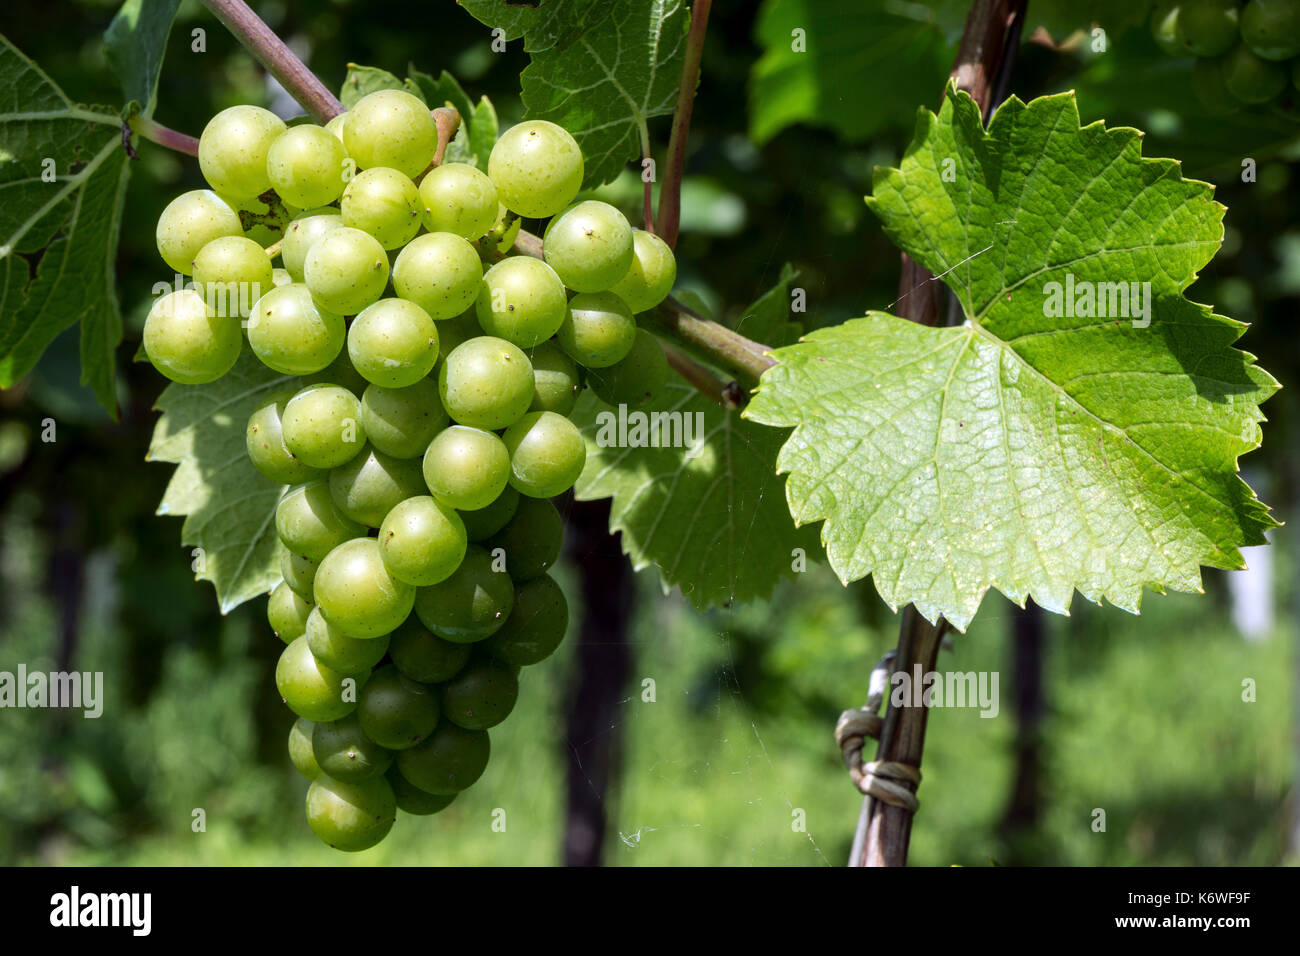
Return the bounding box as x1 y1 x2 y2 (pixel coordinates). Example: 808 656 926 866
520 0 688 187
339 63 424 108
749 0 954 145
104 0 181 116
746 89 1277 631
409 67 498 169
147 353 296 612
456 0 611 53
573 268 814 609
0 34 130 415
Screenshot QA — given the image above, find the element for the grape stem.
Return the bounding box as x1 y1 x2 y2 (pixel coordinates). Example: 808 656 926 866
656 0 712 248
126 115 198 156
198 0 344 122
510 230 776 385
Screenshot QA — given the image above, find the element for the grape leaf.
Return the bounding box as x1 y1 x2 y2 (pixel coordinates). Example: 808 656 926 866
519 0 688 187
147 354 296 613
745 89 1277 631
456 0 611 53
572 268 815 609
105 0 181 115
0 34 130 415
409 68 498 169
339 64 425 108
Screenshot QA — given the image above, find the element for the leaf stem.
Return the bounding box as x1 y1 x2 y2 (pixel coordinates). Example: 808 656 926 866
661 342 745 409
127 115 199 156
198 0 343 122
655 0 711 247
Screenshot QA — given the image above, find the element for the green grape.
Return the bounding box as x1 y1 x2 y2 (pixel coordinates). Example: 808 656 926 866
268 580 312 643
306 606 392 674
1176 0 1239 57
144 289 242 384
483 574 569 667
556 292 637 368
302 347 370 395
387 767 456 815
390 232 484 320
459 486 520 542
272 267 293 288
344 90 437 179
419 162 499 238
156 190 243 275
342 167 423 250
328 443 428 528
198 105 286 201
348 298 439 388
282 384 366 470
488 120 583 218
488 496 563 582
276 635 361 722
1241 0 1300 60
414 544 514 643
422 426 511 511
314 537 416 639
502 411 586 499
191 235 273 319
437 336 534 430
247 283 345 375
248 389 322 485
395 722 490 794
475 256 568 348
357 665 440 749
275 479 366 562
1149 2 1185 56
304 227 390 315
388 616 472 683
312 713 393 782
289 717 322 780
527 341 581 415
1223 43 1289 102
267 124 348 208
608 229 677 313
282 549 321 600
305 774 395 851
379 495 468 586
360 379 449 459
325 113 348 142
440 655 518 730
586 328 669 407
543 201 635 293
1191 56 1239 113
282 212 345 282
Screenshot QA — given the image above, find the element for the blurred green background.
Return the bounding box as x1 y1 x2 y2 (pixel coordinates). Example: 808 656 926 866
0 0 1296 866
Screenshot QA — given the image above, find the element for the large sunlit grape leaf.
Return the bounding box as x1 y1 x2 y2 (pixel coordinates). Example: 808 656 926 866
745 89 1278 631
148 354 296 612
457 0 611 53
518 0 688 187
0 34 130 415
573 268 816 609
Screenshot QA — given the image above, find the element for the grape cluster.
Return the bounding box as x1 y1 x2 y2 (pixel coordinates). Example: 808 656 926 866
1149 1 1300 113
144 89 677 851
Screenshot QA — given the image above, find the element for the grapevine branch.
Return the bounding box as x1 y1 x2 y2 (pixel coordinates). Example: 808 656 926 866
657 0 712 247
199 0 343 122
851 0 1027 869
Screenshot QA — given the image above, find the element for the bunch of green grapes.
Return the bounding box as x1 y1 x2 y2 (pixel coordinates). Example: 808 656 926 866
1149 1 1300 113
144 89 678 851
